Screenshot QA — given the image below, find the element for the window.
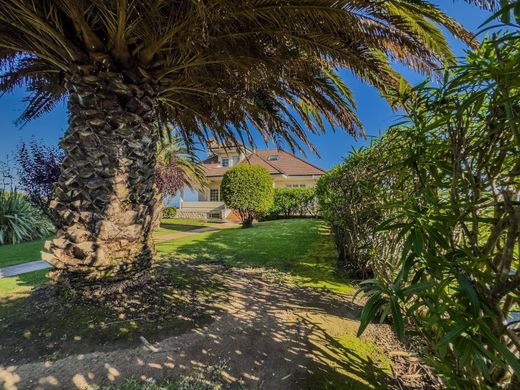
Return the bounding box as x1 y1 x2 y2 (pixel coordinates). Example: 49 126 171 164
221 158 229 167
287 184 306 188
208 212 221 219
210 189 219 201
268 155 280 161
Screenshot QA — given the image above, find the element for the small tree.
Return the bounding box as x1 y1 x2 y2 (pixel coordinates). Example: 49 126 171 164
17 141 63 225
221 165 274 227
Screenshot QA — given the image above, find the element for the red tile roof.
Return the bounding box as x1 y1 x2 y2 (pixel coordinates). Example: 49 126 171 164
201 149 326 178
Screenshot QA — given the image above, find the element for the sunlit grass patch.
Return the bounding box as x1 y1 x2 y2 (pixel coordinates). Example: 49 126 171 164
303 334 393 389
157 219 355 295
295 312 394 389
0 269 47 300
0 238 48 268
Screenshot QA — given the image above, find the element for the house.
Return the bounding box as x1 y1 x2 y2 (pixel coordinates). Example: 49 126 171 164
177 140 326 221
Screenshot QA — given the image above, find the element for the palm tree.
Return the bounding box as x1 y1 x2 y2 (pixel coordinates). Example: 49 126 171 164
156 131 207 207
154 132 208 231
0 0 497 293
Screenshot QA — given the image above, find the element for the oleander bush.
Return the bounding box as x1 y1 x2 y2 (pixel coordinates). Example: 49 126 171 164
221 164 274 227
321 16 520 389
316 141 404 279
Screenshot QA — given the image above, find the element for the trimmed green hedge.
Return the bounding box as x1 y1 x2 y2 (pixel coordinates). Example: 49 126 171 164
268 188 317 218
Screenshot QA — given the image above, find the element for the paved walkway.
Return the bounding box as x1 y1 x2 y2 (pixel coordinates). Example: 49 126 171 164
0 260 51 278
0 222 239 279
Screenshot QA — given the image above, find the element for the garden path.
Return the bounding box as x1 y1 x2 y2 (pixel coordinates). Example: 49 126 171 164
0 260 51 278
0 267 402 390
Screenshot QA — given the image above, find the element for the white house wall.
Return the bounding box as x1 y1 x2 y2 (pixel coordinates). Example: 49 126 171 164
180 175 321 221
198 178 223 201
273 176 319 188
198 176 318 201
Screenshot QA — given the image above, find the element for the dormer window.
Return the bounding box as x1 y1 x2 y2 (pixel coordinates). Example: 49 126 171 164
268 155 280 161
221 157 229 167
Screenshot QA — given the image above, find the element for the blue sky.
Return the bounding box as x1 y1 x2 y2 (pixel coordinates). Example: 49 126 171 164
0 2 493 174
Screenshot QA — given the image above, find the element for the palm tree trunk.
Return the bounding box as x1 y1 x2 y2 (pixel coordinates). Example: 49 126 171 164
42 67 162 295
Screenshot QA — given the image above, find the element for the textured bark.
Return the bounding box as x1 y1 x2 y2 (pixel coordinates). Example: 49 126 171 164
43 67 162 294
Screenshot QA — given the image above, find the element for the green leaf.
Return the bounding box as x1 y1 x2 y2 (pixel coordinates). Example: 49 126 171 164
357 294 386 337
399 77 407 96
457 275 480 316
480 324 520 378
500 0 511 23
473 350 492 381
390 297 405 340
401 281 435 296
437 321 468 350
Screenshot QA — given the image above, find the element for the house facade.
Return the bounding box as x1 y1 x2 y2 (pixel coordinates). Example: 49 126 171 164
177 140 326 221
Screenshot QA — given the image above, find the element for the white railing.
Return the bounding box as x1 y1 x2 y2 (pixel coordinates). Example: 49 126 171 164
180 201 225 210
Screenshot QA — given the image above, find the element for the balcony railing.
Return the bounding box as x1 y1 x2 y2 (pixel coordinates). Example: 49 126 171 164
180 201 225 210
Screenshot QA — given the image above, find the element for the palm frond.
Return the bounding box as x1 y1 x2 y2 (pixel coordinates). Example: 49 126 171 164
0 0 501 151
157 129 208 191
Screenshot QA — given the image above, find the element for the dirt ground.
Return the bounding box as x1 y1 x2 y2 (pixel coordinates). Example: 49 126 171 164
0 265 416 390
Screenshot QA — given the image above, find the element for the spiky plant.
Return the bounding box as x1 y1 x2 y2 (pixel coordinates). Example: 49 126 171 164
0 0 497 293
0 191 54 245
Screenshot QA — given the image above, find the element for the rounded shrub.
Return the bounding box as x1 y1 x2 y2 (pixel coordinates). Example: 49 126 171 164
221 164 274 227
163 206 177 219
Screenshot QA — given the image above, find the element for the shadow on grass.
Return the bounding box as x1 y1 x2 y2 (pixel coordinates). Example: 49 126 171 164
0 263 227 366
153 219 225 238
97 286 394 390
157 222 208 234
0 268 48 302
157 219 354 294
0 262 395 389
1 219 395 389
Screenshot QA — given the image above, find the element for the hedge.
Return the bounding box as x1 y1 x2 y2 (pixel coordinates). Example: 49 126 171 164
268 188 318 218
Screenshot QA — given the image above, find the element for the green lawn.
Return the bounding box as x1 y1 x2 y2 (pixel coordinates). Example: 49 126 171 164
0 219 387 389
157 218 354 294
153 218 221 237
1 219 352 299
0 269 48 300
0 219 217 269
0 239 47 268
